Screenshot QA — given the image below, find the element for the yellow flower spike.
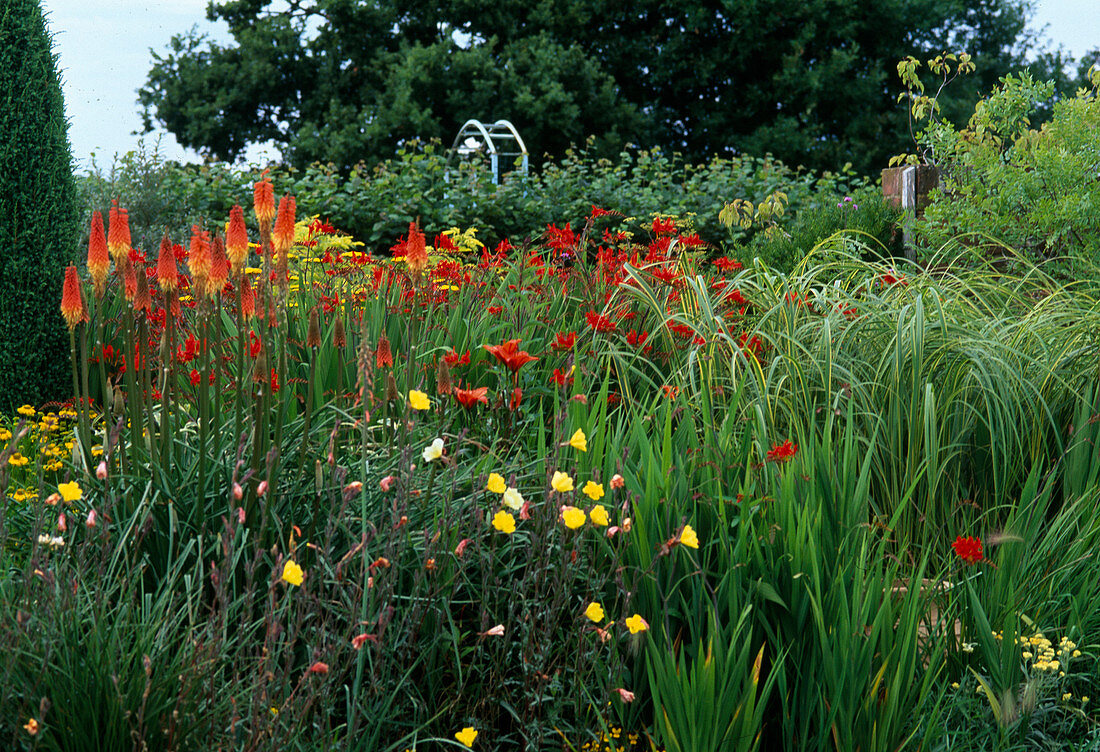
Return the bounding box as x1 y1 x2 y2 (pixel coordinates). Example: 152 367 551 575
585 602 605 623
502 487 524 511
551 471 574 493
582 481 604 501
57 481 82 503
492 509 516 535
566 428 587 452
561 506 586 529
679 524 700 549
625 614 649 634
588 505 609 526
281 559 304 587
408 390 431 411
486 473 507 494
455 727 478 747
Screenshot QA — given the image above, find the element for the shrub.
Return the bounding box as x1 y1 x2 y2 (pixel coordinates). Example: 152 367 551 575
0 0 81 410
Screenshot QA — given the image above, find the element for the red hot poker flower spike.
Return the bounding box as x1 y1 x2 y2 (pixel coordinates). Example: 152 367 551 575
60 266 87 330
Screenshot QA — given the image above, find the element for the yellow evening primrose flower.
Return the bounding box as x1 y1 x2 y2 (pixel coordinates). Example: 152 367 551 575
408 390 431 411
561 506 586 529
551 471 574 493
502 487 524 511
486 473 507 494
567 428 587 452
589 505 610 526
57 482 82 503
422 438 445 462
582 481 604 501
679 525 700 549
281 559 304 587
455 727 478 747
625 614 649 634
585 601 605 622
492 510 516 535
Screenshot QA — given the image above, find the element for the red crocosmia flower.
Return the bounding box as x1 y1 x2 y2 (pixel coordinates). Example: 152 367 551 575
433 233 459 252
482 339 539 374
880 273 908 287
766 439 798 462
443 349 470 367
270 368 279 393
952 535 983 565
677 233 705 247
189 368 201 386
487 305 503 315
652 265 681 286
660 385 679 400
551 331 576 350
590 205 612 218
249 332 262 358
453 385 490 409
586 311 617 333
668 322 695 339
60 266 87 330
550 368 574 388
509 387 522 411
651 217 676 236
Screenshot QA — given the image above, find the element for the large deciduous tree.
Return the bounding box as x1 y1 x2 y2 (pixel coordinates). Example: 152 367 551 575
140 0 1051 173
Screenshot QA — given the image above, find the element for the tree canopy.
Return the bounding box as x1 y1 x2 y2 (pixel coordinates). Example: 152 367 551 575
140 0 1066 174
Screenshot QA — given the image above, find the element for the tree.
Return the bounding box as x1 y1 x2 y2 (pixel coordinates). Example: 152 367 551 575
140 0 1049 174
0 0 80 410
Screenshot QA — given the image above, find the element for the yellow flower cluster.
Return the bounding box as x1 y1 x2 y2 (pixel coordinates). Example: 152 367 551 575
1015 631 1081 675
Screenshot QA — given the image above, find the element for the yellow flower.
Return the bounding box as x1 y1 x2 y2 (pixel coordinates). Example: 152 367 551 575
625 614 649 634
57 481 82 503
502 487 524 511
422 438 444 462
281 559 304 586
561 506 586 529
585 601 605 622
455 727 478 747
17 404 36 417
588 505 609 526
492 509 516 534
486 473 507 494
679 524 700 549
582 481 604 501
0 428 11 441
408 390 431 411
551 471 574 493
567 428 587 452
8 452 28 467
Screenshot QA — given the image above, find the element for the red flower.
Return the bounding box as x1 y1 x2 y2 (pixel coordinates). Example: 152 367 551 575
713 256 742 272
189 368 201 386
253 169 275 227
87 211 110 297
590 205 613 218
508 387 522 411
550 368 574 388
443 349 470 367
651 217 676 236
952 535 983 565
274 194 296 254
60 266 87 330
586 311 617 333
766 439 798 462
156 234 178 293
376 334 393 369
551 331 576 350
453 385 489 409
226 204 249 274
880 273 908 287
482 339 539 374
487 305 503 315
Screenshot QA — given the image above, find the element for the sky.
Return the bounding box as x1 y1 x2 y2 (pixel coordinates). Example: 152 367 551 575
40 0 1100 172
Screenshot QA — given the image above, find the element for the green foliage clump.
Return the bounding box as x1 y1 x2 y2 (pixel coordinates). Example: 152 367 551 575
0 0 80 411
915 67 1100 270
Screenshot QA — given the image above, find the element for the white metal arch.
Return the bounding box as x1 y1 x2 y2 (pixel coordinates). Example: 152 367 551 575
446 119 528 185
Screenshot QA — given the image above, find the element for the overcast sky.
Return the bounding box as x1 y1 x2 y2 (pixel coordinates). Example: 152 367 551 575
40 0 1100 171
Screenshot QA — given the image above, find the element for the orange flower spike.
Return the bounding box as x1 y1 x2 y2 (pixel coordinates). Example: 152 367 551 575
404 220 428 277
86 210 110 297
209 235 229 297
240 274 256 319
60 266 87 330
274 195 296 255
376 333 393 369
119 254 137 302
134 264 152 314
482 338 539 374
253 169 276 230
107 202 132 262
156 234 178 293
188 225 212 297
226 204 250 274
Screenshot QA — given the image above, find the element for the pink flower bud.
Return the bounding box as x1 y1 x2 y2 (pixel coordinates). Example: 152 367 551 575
96 461 108 480
233 482 244 501
351 633 374 650
480 624 505 637
85 509 97 528
57 513 67 532
308 661 329 675
237 507 246 524
380 475 396 492
610 474 625 489
454 538 471 558
256 480 268 497
345 481 363 495
614 688 636 703
519 500 531 520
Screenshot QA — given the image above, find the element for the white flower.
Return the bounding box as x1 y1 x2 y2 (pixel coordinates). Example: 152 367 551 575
37 534 65 549
502 487 524 511
422 438 445 462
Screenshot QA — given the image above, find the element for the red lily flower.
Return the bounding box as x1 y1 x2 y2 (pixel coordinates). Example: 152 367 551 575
482 339 539 374
453 385 490 409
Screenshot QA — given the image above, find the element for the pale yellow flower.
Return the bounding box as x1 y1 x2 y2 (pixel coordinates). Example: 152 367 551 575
502 487 524 511
422 438 444 462
551 471 574 493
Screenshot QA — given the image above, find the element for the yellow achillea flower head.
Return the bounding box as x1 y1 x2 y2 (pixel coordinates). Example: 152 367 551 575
585 601 605 622
567 428 587 452
486 473 507 494
57 481 82 503
582 481 604 501
408 390 431 411
625 614 649 634
561 506 586 529
551 471 574 493
455 727 478 747
679 524 700 549
281 559 304 586
502 487 524 511
589 505 610 526
492 509 516 534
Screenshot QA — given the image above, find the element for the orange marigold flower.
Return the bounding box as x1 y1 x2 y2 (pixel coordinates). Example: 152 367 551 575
483 338 539 374
274 195 296 254
156 234 178 293
226 204 250 274
60 265 87 330
107 202 131 262
253 169 275 227
87 210 110 297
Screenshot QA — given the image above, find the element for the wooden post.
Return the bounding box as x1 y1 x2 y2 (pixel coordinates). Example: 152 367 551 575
882 165 939 259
